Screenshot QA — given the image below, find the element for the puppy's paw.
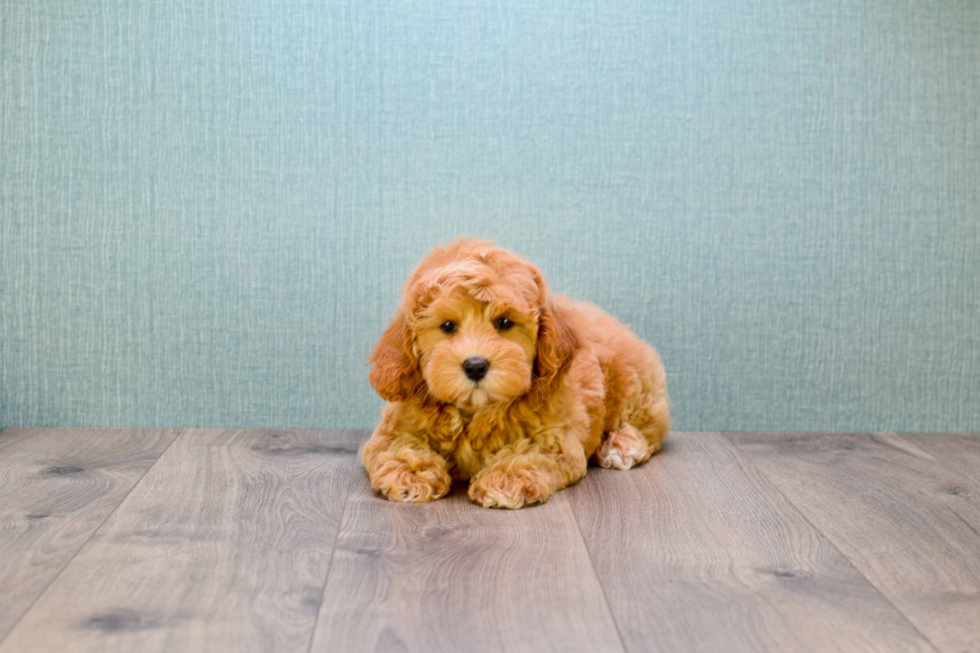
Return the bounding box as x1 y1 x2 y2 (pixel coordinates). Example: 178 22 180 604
595 424 651 470
468 464 552 509
370 451 451 503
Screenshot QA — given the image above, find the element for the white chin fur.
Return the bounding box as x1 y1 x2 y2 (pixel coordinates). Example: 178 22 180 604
464 387 490 407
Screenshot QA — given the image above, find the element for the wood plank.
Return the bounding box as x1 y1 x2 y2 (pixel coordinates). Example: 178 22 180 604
311 467 624 653
568 432 936 653
0 427 179 641
727 431 980 653
0 429 362 653
905 432 980 487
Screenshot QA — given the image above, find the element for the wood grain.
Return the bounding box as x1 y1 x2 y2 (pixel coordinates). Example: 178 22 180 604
311 468 624 653
727 431 980 653
0 429 362 653
5 429 976 652
0 427 179 641
567 432 936 653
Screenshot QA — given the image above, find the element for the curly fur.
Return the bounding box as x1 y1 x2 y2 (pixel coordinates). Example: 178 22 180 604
363 239 670 509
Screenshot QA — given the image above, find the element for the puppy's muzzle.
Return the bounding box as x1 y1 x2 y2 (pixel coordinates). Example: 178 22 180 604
463 357 489 382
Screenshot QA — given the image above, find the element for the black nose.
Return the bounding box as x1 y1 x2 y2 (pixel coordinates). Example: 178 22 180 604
462 357 489 382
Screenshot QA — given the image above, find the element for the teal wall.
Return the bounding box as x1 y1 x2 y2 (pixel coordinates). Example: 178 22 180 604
2 1 978 431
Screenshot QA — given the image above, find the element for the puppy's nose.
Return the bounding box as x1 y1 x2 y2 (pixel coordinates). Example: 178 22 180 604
462 357 489 382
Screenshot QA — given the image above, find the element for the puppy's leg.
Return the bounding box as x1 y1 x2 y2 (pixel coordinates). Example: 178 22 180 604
362 425 451 503
595 383 670 470
468 436 587 509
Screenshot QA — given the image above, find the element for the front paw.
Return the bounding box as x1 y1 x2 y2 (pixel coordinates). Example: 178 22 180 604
370 451 451 503
468 465 552 509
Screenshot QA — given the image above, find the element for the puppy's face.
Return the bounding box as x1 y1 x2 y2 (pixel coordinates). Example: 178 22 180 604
415 288 537 409
369 239 575 409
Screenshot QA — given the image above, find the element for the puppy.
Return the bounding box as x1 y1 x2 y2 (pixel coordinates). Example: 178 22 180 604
363 239 669 509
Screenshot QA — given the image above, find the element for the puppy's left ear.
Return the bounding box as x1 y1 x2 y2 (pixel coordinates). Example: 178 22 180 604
369 309 423 402
531 269 577 396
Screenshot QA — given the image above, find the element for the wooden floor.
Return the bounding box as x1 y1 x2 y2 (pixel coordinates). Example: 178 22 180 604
0 429 977 652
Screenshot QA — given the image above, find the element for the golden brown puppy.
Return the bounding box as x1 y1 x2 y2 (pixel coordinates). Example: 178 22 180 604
363 239 669 509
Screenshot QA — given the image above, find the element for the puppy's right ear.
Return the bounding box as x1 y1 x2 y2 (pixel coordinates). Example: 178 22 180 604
369 310 422 402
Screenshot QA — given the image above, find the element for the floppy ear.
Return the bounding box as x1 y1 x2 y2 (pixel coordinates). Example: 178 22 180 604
369 310 423 402
532 295 577 396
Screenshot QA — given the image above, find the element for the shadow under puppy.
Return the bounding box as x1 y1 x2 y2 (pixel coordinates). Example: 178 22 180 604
364 239 670 509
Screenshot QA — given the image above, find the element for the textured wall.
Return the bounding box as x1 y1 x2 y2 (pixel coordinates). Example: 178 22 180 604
2 0 978 431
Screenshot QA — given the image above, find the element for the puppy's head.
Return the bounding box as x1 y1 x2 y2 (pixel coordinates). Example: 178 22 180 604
369 239 575 408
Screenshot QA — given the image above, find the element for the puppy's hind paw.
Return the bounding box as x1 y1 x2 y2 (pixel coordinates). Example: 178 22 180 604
595 424 652 470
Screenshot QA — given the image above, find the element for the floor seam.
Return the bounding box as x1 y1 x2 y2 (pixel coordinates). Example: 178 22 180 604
567 485 631 653
718 431 943 653
306 452 358 653
0 427 184 648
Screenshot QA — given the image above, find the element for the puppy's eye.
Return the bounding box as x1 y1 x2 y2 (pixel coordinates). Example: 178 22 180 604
439 321 456 334
495 317 514 331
